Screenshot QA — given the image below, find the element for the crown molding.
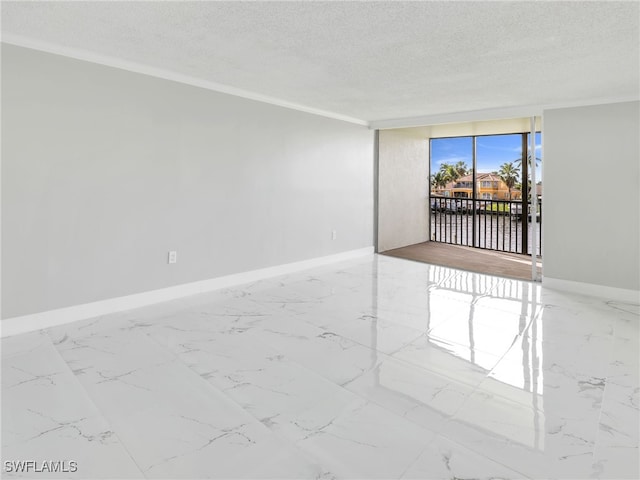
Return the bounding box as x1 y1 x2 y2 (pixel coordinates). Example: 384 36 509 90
539 95 640 112
369 96 639 130
369 105 544 130
1 34 370 127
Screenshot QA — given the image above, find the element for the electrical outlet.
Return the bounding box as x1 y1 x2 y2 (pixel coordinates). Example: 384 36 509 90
168 251 177 264
332 230 337 240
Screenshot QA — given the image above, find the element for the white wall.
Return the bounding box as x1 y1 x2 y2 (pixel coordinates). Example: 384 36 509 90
543 101 639 292
1 45 374 319
377 128 429 252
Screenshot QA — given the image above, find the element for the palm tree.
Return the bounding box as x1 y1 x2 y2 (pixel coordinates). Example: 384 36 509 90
514 154 541 170
454 161 470 178
431 172 448 190
498 162 520 200
439 163 461 184
513 153 541 202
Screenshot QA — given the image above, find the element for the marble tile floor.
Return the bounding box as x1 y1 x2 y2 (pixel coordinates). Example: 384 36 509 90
1 254 638 479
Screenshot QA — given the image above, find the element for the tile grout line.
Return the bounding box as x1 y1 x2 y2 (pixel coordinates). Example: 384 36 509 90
42 328 149 479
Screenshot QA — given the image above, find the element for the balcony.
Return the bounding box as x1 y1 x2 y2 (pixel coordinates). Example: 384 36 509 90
430 197 542 256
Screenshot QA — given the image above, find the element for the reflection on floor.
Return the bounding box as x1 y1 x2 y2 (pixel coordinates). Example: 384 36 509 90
2 255 638 479
382 241 542 281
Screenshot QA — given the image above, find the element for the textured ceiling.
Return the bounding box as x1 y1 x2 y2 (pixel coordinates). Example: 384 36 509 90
2 1 639 124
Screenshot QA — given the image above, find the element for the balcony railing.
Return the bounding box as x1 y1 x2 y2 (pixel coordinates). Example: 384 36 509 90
430 197 542 256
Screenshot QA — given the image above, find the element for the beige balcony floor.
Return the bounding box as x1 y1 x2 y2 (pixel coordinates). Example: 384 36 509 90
381 241 542 282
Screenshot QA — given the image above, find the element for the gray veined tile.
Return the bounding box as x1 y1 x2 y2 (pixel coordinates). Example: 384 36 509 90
2 254 638 479
401 435 531 479
597 383 639 449
465 304 534 334
242 314 385 387
606 300 640 323
44 311 140 345
283 269 375 300
535 299 619 340
302 310 425 355
418 294 477 331
214 279 347 318
590 445 640 479
343 355 476 434
539 288 604 312
370 301 438 334
426 313 524 360
1 335 143 478
144 317 367 436
1 330 51 358
47 326 325 478
391 334 499 390
488 333 614 398
108 406 325 479
613 314 640 342
1 416 143 479
438 373 600 479
606 335 640 389
49 328 178 392
145 306 278 341
290 399 436 479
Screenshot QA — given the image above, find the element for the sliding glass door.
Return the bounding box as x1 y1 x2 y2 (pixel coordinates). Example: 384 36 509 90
429 132 542 256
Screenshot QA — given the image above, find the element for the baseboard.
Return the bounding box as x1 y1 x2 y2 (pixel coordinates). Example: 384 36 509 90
1 247 374 338
543 276 640 304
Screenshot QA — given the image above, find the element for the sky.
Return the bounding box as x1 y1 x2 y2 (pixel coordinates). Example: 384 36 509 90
431 133 542 176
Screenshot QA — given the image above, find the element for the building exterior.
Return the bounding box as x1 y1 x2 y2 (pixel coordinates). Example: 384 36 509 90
433 173 522 200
